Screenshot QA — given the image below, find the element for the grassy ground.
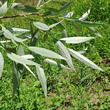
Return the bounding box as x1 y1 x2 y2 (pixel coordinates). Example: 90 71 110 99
0 0 110 109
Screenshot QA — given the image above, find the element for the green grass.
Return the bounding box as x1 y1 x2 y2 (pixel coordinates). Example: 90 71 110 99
0 0 110 109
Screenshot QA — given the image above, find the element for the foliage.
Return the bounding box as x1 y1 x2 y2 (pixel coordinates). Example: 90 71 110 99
0 0 104 97
0 0 110 109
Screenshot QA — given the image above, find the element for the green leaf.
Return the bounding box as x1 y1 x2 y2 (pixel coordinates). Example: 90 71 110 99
59 1 72 12
74 19 102 27
24 64 37 79
7 52 40 66
60 37 94 44
2 26 27 42
79 9 90 21
49 20 63 29
30 30 38 46
0 52 4 78
10 27 30 32
36 65 47 97
88 27 102 37
7 0 15 8
21 55 34 59
68 48 103 71
63 11 74 18
44 58 70 69
33 22 50 31
0 2 7 15
77 48 88 54
36 0 42 8
62 29 67 38
18 45 24 56
56 41 76 71
29 47 66 60
0 40 11 43
12 3 38 12
12 62 19 96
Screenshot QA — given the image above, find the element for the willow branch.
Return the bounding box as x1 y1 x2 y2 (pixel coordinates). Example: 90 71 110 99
0 12 44 19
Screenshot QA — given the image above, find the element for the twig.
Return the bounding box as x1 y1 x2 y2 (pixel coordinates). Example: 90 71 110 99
0 13 43 19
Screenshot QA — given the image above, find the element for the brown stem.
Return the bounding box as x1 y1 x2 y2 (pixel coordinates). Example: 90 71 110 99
0 13 44 19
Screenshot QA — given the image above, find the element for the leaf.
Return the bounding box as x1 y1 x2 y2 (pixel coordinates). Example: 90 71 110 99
56 41 75 71
29 47 66 60
88 27 102 37
44 58 70 69
30 30 38 46
0 40 11 43
49 20 63 29
79 9 90 21
0 52 4 78
68 48 103 71
13 36 27 42
59 1 72 12
24 64 37 79
9 27 30 32
7 0 15 8
33 22 50 31
62 29 67 37
74 19 102 27
18 45 24 56
12 62 19 95
77 47 88 54
21 55 34 59
36 65 47 97
7 52 40 66
0 2 7 15
36 0 42 8
60 37 94 44
2 26 27 42
12 3 38 12
63 11 74 18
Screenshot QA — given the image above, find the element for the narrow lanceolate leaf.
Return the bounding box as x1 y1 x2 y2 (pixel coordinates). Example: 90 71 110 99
21 55 34 59
18 45 24 56
56 41 75 71
74 19 102 27
0 52 4 78
79 9 90 21
0 2 7 15
29 47 66 60
68 48 103 71
63 11 74 18
2 26 27 42
77 47 88 54
0 40 11 43
10 27 30 32
44 58 70 69
36 65 47 97
12 62 19 96
7 0 15 8
59 1 72 12
62 29 67 38
36 0 42 8
0 1 2 5
12 3 38 12
60 37 94 44
24 64 37 79
49 20 63 29
88 27 102 37
7 52 40 66
30 30 38 46
33 22 50 31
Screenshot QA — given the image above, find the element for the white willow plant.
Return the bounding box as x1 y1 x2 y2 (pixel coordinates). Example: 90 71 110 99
0 0 103 97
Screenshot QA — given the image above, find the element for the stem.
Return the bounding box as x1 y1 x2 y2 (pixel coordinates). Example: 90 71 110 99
0 46 6 50
37 0 52 9
0 12 42 19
